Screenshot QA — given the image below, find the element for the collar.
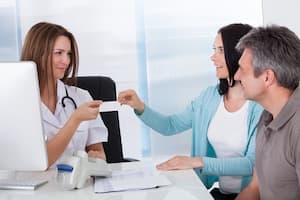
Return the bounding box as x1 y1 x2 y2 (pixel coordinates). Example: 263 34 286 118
40 80 67 128
263 85 300 131
57 79 67 103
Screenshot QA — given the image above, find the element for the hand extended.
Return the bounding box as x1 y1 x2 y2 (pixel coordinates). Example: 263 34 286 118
88 150 106 160
156 155 203 170
118 89 145 113
71 100 101 123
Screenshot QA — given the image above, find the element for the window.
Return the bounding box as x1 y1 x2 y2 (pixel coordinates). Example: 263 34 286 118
0 0 20 61
142 0 263 156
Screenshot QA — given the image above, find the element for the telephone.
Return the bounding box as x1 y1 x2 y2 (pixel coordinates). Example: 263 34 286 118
55 150 112 189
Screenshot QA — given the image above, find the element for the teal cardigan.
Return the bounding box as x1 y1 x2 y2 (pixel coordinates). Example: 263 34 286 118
136 85 263 190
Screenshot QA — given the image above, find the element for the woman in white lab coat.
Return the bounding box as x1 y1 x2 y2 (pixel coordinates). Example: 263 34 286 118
21 22 108 167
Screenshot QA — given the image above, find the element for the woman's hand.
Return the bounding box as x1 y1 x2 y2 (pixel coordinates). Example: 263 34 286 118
156 155 203 170
87 143 106 160
87 150 106 160
118 89 145 113
46 101 102 166
71 100 101 123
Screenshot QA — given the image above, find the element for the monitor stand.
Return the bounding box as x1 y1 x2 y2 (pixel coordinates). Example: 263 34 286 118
0 170 48 190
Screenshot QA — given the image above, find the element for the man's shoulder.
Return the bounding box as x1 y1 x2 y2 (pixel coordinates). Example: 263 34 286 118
291 109 300 130
284 109 300 146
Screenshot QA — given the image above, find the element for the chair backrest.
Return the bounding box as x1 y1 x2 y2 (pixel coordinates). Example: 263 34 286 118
76 76 124 163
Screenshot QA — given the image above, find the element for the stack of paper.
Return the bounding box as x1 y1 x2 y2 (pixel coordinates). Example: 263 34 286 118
94 169 171 193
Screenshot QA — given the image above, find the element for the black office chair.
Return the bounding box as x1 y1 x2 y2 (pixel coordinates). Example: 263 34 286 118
76 76 137 163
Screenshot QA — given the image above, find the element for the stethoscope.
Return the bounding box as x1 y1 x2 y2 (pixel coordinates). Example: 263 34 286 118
61 86 77 109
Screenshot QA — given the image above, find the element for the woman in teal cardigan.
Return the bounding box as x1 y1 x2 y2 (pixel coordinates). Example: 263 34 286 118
118 23 263 200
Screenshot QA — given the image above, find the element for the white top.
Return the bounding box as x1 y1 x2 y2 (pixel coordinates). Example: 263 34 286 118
207 98 248 194
41 80 108 166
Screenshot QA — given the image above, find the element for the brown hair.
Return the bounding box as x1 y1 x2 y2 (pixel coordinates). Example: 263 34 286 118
21 22 79 94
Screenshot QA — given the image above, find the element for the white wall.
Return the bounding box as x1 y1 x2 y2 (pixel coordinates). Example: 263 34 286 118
263 0 300 35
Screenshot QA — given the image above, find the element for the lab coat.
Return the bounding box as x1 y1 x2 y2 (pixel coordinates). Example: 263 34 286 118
41 80 108 166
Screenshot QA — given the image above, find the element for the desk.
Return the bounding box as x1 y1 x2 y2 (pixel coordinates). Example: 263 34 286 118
0 161 213 200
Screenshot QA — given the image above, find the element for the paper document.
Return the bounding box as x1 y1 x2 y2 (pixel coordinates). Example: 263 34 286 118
94 169 171 193
100 101 121 112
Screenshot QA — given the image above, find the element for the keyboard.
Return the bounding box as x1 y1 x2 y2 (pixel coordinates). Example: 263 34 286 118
0 179 48 190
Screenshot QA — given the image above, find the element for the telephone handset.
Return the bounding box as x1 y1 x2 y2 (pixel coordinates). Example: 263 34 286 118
56 150 112 189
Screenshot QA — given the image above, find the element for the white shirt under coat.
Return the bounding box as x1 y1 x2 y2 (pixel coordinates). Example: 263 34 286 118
41 80 108 166
208 98 248 194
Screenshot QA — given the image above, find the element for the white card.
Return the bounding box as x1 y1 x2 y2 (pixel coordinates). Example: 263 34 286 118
100 101 121 112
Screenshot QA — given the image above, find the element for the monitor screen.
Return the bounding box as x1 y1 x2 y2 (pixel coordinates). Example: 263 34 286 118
0 61 48 171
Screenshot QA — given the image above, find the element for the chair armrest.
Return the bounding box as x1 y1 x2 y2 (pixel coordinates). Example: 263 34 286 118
123 157 140 162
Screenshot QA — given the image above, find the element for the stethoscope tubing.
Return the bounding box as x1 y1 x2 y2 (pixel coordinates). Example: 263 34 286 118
61 86 77 109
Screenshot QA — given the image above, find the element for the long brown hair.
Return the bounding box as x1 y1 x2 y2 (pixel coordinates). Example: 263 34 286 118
21 22 79 94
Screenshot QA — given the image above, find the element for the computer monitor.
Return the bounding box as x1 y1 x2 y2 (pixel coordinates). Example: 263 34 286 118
0 61 48 171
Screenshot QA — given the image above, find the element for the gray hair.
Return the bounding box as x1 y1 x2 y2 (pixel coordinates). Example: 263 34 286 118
236 25 300 90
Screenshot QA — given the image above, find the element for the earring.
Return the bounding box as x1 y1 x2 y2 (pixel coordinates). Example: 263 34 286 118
228 78 234 87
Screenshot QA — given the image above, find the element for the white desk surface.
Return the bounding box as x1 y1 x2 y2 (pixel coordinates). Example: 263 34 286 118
0 160 213 200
